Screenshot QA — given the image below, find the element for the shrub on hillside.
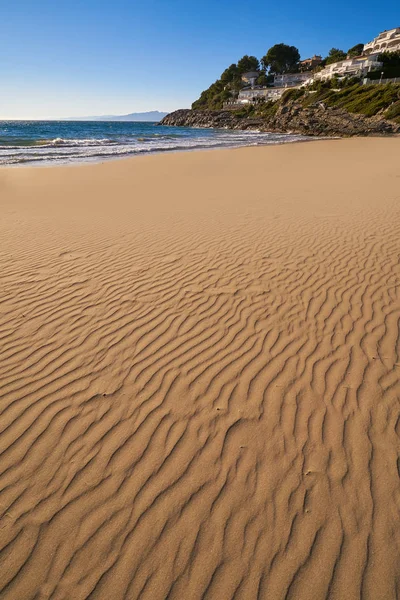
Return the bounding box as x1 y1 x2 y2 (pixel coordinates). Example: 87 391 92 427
281 88 305 103
255 101 279 119
233 105 256 118
384 100 400 123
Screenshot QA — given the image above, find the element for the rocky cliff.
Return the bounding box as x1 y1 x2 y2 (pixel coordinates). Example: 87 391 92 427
160 102 400 137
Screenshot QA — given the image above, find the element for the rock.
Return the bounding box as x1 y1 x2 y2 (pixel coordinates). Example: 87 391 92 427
160 103 400 137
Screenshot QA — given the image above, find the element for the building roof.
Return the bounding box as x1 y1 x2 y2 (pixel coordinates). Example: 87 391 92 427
300 55 322 62
241 71 259 77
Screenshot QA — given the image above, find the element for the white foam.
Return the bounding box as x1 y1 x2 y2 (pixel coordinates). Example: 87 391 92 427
0 130 314 166
48 138 115 147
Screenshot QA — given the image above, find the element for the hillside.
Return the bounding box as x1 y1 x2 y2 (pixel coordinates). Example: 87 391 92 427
161 83 400 136
283 82 400 122
191 47 400 111
64 111 168 122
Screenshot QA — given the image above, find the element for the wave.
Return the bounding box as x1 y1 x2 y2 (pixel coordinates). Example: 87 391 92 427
0 137 118 149
44 137 117 147
0 130 315 166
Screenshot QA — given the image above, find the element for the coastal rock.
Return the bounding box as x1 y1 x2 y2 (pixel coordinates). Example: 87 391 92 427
160 109 265 131
160 103 400 137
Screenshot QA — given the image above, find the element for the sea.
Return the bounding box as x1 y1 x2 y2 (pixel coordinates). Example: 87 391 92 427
0 121 313 166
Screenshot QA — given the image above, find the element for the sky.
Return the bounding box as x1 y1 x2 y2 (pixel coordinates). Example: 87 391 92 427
1 0 399 119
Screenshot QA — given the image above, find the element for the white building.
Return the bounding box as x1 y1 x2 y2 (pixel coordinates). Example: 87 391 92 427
314 54 382 81
237 87 284 104
363 28 400 55
273 72 312 87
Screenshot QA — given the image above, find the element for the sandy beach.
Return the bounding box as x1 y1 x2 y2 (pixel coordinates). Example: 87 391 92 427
1 137 400 599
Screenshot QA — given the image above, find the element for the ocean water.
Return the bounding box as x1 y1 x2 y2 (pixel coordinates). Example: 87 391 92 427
0 121 313 166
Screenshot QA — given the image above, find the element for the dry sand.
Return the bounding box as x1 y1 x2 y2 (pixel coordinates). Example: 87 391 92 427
0 138 400 600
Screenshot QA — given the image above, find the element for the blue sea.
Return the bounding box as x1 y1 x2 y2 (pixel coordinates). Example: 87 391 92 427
0 121 312 166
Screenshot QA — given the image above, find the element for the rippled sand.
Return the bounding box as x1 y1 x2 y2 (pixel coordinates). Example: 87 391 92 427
1 138 400 600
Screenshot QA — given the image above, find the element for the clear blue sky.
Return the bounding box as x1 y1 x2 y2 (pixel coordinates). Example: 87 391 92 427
1 0 399 119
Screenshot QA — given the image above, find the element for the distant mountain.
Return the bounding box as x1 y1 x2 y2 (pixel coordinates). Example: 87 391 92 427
64 111 168 122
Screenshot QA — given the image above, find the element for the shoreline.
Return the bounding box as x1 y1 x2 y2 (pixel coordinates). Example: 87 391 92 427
2 112 399 168
3 132 399 170
3 129 399 169
0 131 319 168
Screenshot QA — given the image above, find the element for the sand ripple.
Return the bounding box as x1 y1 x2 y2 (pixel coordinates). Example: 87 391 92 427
0 139 400 599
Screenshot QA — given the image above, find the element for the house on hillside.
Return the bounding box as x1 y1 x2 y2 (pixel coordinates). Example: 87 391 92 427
314 54 382 81
363 28 400 55
273 72 312 87
241 71 259 88
300 55 323 71
236 87 284 104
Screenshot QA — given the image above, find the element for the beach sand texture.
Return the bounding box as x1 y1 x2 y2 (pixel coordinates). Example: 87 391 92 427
0 138 400 599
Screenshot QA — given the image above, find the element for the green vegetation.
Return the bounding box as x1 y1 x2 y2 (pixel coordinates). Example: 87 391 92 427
192 62 241 110
306 75 362 91
325 48 347 65
366 51 400 79
192 44 302 110
379 50 400 70
280 88 305 103
385 101 400 121
191 82 233 110
191 41 399 114
254 100 279 119
192 57 257 110
347 43 364 58
287 82 400 122
237 55 260 73
232 105 256 118
261 44 300 74
256 73 273 87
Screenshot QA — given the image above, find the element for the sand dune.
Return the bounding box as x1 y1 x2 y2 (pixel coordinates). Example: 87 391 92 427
0 138 400 599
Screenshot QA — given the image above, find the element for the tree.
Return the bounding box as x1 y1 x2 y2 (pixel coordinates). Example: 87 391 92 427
347 43 364 58
377 51 400 78
191 79 233 111
325 48 347 65
256 73 272 87
378 50 400 68
220 63 239 83
261 44 300 74
236 55 260 74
